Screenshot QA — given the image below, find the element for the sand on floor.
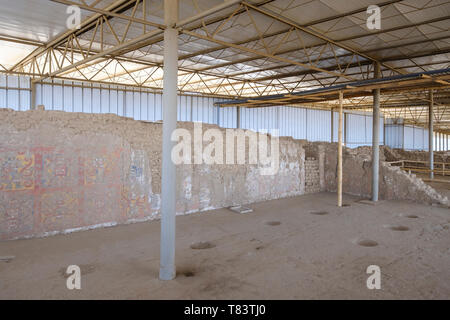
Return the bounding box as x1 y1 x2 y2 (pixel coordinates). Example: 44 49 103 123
0 192 449 300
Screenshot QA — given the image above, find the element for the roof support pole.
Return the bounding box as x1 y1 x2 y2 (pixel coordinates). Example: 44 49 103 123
160 0 179 281
237 106 241 129
429 90 434 179
331 107 334 143
31 81 37 109
338 91 343 207
372 62 381 202
437 132 439 151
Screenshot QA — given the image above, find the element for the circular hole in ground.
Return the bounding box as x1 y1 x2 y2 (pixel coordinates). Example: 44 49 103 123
190 241 216 250
177 267 196 277
406 215 419 219
357 239 379 247
309 211 329 216
183 271 195 277
265 221 281 226
389 225 410 231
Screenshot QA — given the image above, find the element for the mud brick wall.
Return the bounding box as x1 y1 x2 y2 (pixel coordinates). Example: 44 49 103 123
305 157 320 194
383 147 450 163
321 143 449 206
2 109 446 240
0 109 313 240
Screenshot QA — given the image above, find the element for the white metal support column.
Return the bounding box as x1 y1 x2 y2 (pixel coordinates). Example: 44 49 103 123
338 91 343 207
438 132 440 151
372 62 381 202
160 0 179 281
429 90 434 179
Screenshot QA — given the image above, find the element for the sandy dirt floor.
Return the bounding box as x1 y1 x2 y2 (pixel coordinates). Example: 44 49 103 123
0 192 449 300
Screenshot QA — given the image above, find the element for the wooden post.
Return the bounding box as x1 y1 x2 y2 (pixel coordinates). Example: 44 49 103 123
338 91 343 207
331 107 334 143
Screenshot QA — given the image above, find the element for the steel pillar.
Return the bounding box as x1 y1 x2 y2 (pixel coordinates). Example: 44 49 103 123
372 62 381 202
429 90 434 179
338 92 343 207
160 0 179 281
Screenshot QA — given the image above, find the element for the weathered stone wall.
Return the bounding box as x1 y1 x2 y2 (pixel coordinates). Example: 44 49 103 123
305 157 320 194
2 109 446 240
320 143 449 206
0 109 309 240
383 147 450 163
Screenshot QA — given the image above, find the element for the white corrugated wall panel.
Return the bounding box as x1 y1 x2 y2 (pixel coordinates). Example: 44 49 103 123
385 125 393 148
388 124 429 151
154 93 162 121
307 109 331 142
52 81 63 111
64 84 73 112
124 91 133 118
332 111 339 143
379 116 384 145
132 91 141 120
413 127 424 150
240 107 254 131
7 88 19 111
0 74 31 111
6 76 19 111
404 126 415 150
365 115 372 145
219 106 237 128
19 76 31 111
385 125 403 149
73 85 82 112
0 74 6 109
278 106 306 140
93 87 102 114
141 91 148 120
99 85 108 114
43 84 53 110
0 90 6 109
424 130 429 151
346 114 367 147
178 95 190 122
84 85 93 113
262 107 279 133
116 88 124 117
